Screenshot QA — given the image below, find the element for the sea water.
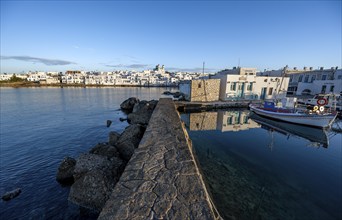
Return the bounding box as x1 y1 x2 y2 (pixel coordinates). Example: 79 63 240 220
182 110 342 220
0 87 172 219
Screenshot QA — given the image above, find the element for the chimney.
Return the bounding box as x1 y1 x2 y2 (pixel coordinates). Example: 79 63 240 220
304 67 307 70
309 67 313 70
320 67 324 71
294 67 297 70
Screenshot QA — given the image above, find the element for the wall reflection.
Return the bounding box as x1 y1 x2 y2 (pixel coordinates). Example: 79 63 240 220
183 110 260 132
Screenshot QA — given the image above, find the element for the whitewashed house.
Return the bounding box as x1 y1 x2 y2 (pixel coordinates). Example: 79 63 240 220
27 72 47 82
212 67 289 100
259 66 341 96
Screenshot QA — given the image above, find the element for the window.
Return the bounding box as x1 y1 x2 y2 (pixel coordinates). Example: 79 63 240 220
321 85 326 93
304 75 309 83
322 75 327 80
198 83 201 88
268 87 273 95
330 86 335 92
230 82 236 91
298 75 303 82
247 82 253 91
227 117 233 125
289 76 293 82
311 75 316 82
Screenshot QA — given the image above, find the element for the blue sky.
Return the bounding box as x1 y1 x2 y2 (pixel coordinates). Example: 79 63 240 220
1 1 341 73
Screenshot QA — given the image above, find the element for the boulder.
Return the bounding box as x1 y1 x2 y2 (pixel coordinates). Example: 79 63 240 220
2 188 21 201
89 143 119 159
120 97 139 113
128 100 158 125
116 124 145 160
108 131 120 146
69 153 125 211
56 156 76 185
73 153 123 181
132 100 158 113
68 170 115 211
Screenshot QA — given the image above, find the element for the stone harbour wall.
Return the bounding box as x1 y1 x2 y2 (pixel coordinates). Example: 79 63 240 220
190 79 220 102
98 98 220 219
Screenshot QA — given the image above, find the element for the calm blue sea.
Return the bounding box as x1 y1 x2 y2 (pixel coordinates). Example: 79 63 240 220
182 110 342 220
0 87 173 219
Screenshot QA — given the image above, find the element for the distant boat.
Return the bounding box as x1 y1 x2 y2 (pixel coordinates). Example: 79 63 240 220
249 112 329 147
249 101 337 128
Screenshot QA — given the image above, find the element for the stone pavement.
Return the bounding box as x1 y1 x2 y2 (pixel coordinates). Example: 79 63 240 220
98 98 220 219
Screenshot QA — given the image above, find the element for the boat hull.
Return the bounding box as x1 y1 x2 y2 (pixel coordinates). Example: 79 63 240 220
249 112 329 147
249 104 337 128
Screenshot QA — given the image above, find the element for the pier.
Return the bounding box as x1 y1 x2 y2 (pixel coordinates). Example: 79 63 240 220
98 98 220 219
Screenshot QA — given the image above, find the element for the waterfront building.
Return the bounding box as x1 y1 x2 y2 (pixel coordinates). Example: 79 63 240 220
0 73 14 81
5 65 211 87
259 66 341 96
212 67 290 101
0 73 27 81
27 71 47 82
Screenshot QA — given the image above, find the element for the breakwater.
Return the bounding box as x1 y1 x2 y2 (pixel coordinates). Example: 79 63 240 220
98 98 220 219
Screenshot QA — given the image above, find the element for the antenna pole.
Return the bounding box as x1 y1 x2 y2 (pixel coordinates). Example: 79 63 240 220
203 62 205 74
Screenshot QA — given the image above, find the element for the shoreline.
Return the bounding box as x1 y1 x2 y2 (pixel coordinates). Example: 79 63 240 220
0 82 179 88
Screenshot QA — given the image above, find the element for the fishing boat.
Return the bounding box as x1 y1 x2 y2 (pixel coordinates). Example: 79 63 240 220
249 101 337 128
249 112 329 147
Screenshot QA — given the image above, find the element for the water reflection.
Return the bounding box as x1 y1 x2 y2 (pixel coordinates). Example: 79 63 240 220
183 110 260 132
181 109 341 220
249 112 329 148
183 110 329 147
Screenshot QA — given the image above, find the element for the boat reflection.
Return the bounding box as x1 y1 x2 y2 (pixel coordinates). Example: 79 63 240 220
182 110 330 148
249 112 329 148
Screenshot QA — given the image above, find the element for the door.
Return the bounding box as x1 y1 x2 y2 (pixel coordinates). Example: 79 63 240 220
261 87 267 99
237 82 245 98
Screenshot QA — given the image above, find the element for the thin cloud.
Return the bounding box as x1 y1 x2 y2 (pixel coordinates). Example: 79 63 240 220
105 64 148 69
167 67 218 73
1 56 76 66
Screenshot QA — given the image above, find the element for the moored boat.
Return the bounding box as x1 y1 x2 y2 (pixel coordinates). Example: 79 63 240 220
249 101 337 128
249 112 329 147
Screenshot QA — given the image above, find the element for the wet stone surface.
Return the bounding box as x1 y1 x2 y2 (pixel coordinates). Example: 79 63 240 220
98 99 217 220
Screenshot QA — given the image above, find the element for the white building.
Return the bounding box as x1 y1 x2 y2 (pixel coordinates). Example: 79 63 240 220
259 66 341 96
27 72 47 82
212 67 290 100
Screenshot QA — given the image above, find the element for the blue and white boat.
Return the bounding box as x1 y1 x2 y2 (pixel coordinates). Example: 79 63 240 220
249 101 337 128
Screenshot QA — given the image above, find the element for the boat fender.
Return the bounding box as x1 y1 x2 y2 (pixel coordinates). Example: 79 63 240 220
317 98 328 106
319 106 325 112
313 106 319 111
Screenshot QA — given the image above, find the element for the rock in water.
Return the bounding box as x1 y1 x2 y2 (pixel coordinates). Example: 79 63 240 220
120 97 139 113
89 143 119 158
128 100 158 125
108 131 120 146
2 188 22 201
69 153 124 211
68 170 114 211
106 120 112 127
116 124 145 161
56 156 76 185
